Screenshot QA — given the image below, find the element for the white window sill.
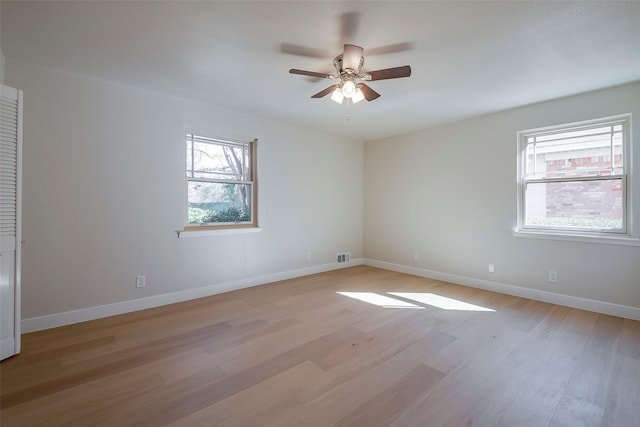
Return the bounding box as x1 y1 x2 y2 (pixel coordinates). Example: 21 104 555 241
513 229 640 246
177 227 262 239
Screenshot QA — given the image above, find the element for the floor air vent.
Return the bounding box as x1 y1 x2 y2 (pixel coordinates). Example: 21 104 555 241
337 252 350 264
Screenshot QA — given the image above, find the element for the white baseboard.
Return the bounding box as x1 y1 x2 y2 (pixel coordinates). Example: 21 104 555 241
364 258 640 321
23 257 638 333
21 259 364 333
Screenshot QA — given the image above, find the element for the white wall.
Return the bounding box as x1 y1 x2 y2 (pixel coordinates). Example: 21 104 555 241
364 82 640 311
1 50 5 85
6 58 363 324
0 0 3 85
6 53 639 327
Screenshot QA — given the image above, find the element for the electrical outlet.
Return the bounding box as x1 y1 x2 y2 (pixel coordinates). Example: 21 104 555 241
306 251 311 260
548 271 558 283
413 251 420 261
136 275 146 288
488 264 495 273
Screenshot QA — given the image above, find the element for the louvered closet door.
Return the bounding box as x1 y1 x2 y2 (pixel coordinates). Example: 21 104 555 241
0 84 22 360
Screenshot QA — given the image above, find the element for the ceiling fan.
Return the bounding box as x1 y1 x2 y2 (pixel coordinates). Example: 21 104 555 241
289 44 412 104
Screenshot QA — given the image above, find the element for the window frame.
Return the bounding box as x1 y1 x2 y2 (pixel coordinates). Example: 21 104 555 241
516 114 634 242
184 131 258 231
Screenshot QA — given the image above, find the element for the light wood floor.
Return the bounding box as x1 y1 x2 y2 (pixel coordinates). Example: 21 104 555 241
1 266 639 426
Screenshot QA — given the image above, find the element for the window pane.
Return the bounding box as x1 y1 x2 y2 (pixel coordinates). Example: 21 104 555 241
186 138 193 176
187 181 252 224
525 179 623 230
536 125 613 142
612 132 623 169
526 124 623 179
189 140 249 180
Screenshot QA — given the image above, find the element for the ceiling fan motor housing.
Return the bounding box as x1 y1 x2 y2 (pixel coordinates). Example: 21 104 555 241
333 54 365 76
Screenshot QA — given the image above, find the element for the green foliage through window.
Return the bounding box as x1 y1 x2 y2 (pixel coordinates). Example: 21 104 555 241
188 206 250 225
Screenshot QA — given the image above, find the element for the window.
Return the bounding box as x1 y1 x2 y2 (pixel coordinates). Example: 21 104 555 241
185 132 257 229
517 115 632 238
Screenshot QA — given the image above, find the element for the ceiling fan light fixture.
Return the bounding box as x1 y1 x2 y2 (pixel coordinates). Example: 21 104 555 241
352 87 365 104
331 88 344 104
342 80 356 98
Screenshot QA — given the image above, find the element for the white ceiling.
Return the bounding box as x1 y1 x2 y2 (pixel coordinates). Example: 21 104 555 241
2 1 639 141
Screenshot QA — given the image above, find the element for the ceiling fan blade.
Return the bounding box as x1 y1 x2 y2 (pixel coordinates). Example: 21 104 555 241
342 44 363 72
359 84 381 101
366 42 414 56
311 84 339 98
281 43 331 58
289 69 333 79
367 65 412 81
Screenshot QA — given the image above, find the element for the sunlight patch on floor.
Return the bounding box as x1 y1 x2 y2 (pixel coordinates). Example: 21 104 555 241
336 291 495 312
336 292 425 309
388 292 495 312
